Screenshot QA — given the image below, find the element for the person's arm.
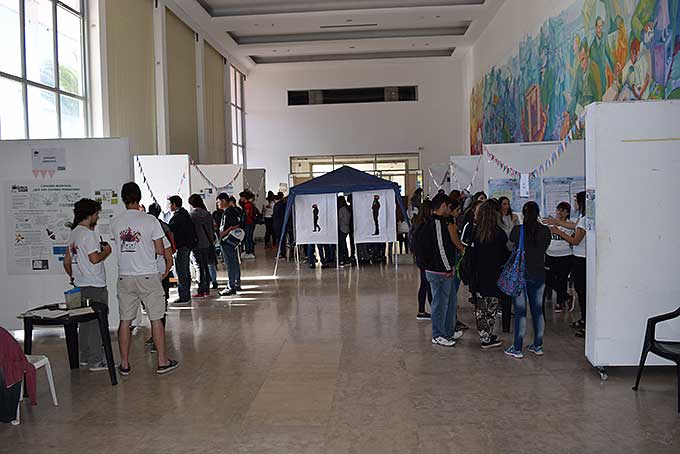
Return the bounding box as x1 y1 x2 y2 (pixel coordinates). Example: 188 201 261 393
88 244 111 264
161 243 173 279
551 226 586 246
544 217 577 229
63 248 73 282
447 223 465 254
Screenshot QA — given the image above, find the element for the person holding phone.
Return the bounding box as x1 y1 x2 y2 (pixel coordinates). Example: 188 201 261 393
63 198 112 372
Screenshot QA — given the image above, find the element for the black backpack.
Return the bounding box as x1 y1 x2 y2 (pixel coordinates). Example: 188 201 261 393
458 226 478 290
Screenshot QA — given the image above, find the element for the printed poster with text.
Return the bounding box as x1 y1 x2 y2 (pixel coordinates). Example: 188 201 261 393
294 194 338 245
352 189 397 244
6 181 89 275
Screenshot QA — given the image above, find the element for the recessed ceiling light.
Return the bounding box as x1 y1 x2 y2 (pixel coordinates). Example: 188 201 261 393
425 43 430 46
349 46 355 49
435 15 441 18
346 19 353 22
272 49 277 52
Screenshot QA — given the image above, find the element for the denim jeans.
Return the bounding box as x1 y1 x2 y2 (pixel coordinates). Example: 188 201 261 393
425 271 458 339
244 224 255 254
208 263 218 286
322 244 336 264
193 247 210 293
513 274 545 349
338 231 349 263
221 243 241 290
175 246 191 301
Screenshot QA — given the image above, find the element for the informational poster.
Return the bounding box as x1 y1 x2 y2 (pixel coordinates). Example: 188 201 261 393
488 178 542 213
352 189 397 244
6 180 88 275
93 188 119 236
294 193 338 245
32 147 66 178
542 176 585 217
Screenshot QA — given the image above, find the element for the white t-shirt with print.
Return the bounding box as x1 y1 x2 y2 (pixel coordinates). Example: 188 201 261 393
573 216 587 258
110 209 165 276
547 225 574 257
68 225 106 287
156 236 171 275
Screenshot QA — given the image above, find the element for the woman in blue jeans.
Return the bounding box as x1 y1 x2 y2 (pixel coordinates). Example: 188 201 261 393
505 201 551 359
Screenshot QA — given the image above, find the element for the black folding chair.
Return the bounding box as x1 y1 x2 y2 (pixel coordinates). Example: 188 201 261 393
632 306 680 413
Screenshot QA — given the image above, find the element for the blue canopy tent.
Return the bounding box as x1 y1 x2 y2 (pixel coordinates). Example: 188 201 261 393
274 166 410 275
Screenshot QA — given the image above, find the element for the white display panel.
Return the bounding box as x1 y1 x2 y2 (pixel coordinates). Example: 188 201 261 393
0 138 131 330
450 155 485 195
294 194 338 245
352 189 397 244
134 155 191 219
190 164 244 208
585 101 680 367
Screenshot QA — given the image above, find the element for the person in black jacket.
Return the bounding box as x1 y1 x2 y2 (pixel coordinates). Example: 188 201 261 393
418 193 463 347
168 195 196 304
471 200 510 349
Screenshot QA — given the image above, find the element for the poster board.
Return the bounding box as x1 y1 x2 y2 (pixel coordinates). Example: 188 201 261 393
189 164 243 207
293 194 338 245
0 138 131 330
585 101 680 367
484 140 585 216
352 189 397 244
449 155 485 196
135 155 191 219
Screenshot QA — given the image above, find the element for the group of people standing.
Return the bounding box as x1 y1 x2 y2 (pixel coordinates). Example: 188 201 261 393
411 188 588 357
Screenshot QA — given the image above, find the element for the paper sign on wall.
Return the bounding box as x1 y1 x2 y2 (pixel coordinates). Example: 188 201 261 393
352 189 397 244
32 147 66 178
294 194 338 245
519 173 530 197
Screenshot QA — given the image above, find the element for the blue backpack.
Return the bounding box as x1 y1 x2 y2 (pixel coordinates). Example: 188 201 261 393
497 225 526 297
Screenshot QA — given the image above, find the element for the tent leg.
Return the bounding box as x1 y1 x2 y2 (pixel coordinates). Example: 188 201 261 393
394 241 398 269
336 240 340 271
353 238 360 270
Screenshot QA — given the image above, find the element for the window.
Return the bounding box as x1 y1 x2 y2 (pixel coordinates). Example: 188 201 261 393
0 0 87 140
230 65 245 165
288 86 418 106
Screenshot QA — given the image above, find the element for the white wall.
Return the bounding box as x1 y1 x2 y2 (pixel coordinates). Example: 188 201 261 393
245 58 467 191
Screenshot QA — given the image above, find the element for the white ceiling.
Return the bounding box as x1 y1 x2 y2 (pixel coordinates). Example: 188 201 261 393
182 0 505 67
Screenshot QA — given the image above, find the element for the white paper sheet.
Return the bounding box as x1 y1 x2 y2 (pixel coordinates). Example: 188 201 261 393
352 189 397 244
294 194 338 245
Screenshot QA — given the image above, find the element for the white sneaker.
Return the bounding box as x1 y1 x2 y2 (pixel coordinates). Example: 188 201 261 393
432 336 456 347
452 330 464 341
89 361 109 372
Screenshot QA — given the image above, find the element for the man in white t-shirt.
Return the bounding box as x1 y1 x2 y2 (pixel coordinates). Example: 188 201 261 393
63 198 112 372
110 182 179 375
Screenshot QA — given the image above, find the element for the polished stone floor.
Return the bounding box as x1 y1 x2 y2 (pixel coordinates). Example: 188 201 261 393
1 246 678 453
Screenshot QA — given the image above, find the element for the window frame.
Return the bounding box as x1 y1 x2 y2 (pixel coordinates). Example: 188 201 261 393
230 65 245 165
0 0 88 139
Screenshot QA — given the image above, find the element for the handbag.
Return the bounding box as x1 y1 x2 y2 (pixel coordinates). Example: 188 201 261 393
497 225 526 297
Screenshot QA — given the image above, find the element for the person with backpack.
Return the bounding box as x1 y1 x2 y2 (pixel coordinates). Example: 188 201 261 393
168 195 197 305
188 194 215 298
411 200 432 320
416 193 463 347
218 193 243 296
505 201 551 359
469 200 510 349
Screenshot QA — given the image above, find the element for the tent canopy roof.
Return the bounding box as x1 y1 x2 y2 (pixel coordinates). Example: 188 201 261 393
290 166 399 195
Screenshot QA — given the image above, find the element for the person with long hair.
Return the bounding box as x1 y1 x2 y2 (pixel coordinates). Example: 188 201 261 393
63 199 112 371
505 201 551 359
547 191 587 337
411 200 433 320
498 196 519 240
545 201 574 313
471 200 510 348
263 191 276 248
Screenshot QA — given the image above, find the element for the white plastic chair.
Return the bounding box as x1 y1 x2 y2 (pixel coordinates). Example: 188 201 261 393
11 355 58 425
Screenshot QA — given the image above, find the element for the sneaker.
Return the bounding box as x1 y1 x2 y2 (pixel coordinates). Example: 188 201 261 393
144 337 154 346
157 359 180 374
432 336 456 347
416 312 431 320
211 283 219 290
191 292 205 298
219 288 236 296
575 328 585 338
456 321 470 331
150 343 157 353
170 299 191 305
527 344 544 356
481 337 503 349
504 346 524 359
449 330 464 341
118 364 131 376
554 304 563 313
234 286 243 291
89 361 109 372
79 360 89 367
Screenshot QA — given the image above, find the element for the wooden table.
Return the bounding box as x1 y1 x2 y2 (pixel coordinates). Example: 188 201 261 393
21 302 117 385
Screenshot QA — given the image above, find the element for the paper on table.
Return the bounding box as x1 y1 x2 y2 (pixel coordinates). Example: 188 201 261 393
67 307 95 316
20 309 67 319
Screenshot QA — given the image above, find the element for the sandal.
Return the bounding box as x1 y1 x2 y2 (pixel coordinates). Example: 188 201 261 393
118 365 131 376
156 359 180 374
569 319 585 328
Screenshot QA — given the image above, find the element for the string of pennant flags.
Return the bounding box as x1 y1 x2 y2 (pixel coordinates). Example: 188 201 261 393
135 156 159 205
190 158 242 191
483 113 586 179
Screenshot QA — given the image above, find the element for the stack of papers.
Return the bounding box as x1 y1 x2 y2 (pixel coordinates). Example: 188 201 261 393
67 307 95 316
19 309 67 319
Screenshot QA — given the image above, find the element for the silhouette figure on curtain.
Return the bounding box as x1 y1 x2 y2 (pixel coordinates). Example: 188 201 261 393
312 204 321 232
372 195 381 236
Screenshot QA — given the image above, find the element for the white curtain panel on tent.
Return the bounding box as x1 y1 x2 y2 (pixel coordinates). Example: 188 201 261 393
352 189 396 244
294 193 338 245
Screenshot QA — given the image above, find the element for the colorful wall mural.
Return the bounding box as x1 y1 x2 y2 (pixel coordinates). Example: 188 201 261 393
470 0 680 154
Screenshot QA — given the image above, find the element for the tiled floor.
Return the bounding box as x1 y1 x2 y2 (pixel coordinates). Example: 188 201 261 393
2 247 678 453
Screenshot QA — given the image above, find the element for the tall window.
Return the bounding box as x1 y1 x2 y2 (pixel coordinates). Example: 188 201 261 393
0 0 87 140
230 65 245 165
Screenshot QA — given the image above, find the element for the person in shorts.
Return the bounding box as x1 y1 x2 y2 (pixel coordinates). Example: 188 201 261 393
110 182 179 375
